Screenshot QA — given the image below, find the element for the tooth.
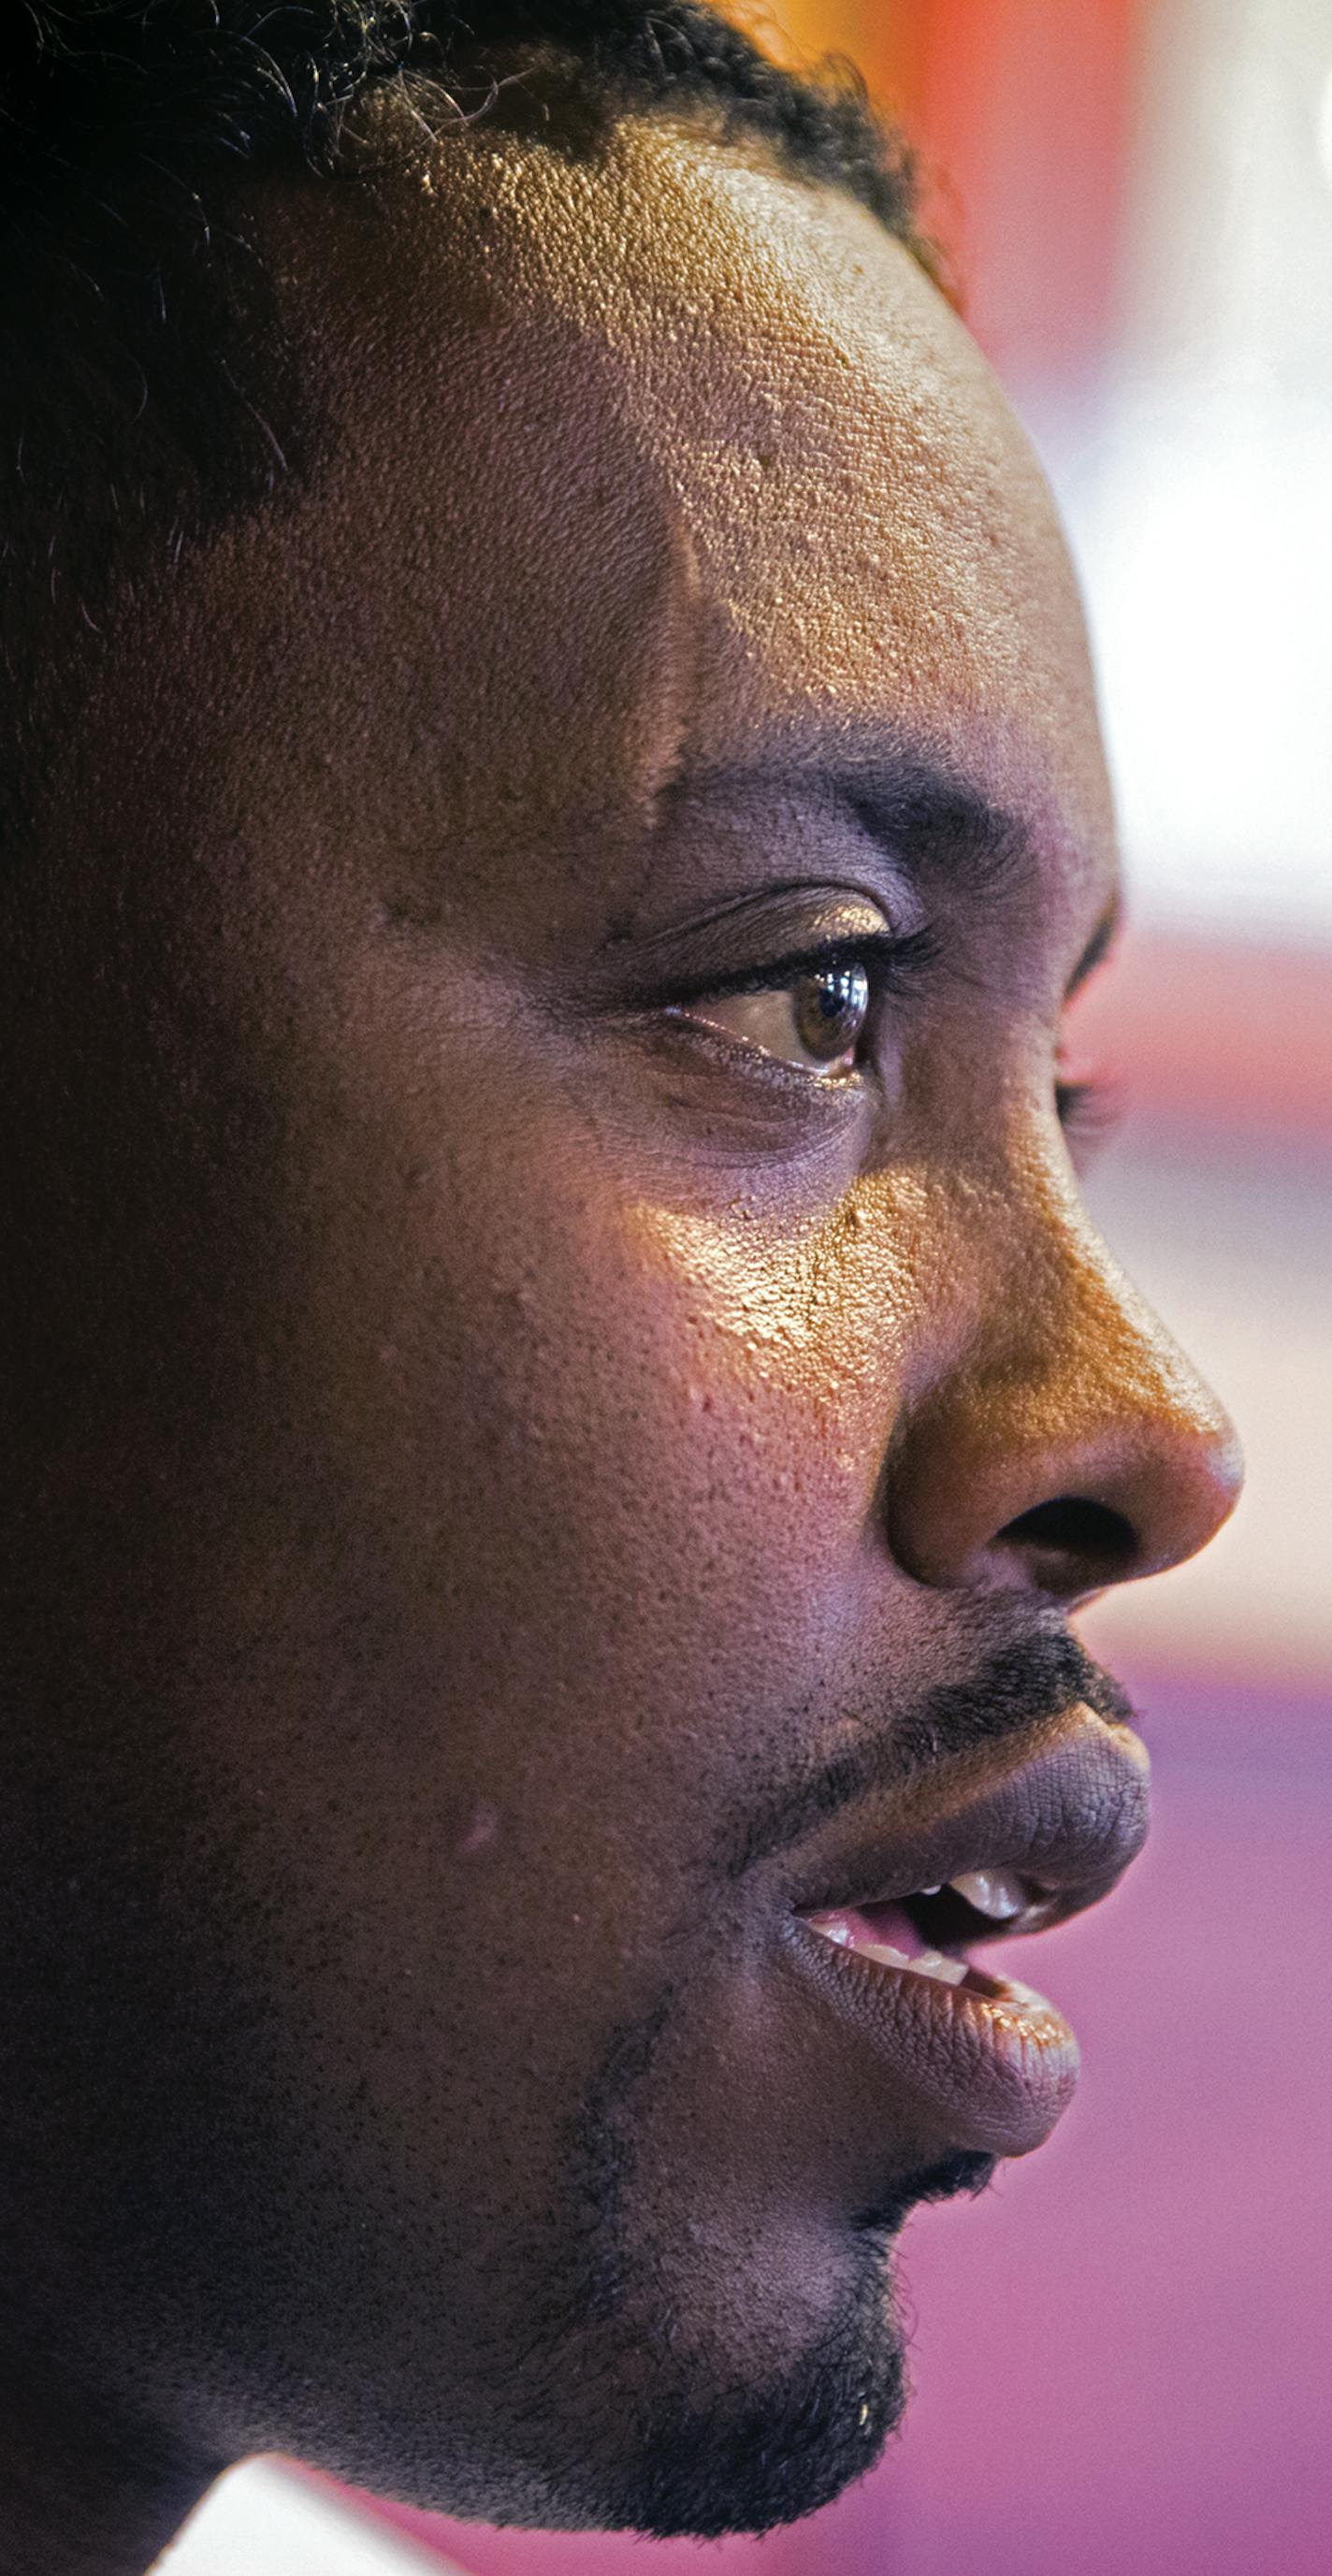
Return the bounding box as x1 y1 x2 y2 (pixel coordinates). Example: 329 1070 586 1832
949 1867 1027 1920
805 1916 970 1990
906 1951 968 1987
861 1942 967 1988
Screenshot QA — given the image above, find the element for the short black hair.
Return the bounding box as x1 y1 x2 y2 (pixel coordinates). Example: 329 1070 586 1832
1 4 928 841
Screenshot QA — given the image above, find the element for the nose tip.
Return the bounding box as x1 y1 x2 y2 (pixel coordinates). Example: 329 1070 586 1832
886 1231 1245 1605
981 1398 1243 1600
1115 1394 1245 1580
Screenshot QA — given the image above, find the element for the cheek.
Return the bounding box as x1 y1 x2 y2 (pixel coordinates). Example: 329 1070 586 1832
192 998 934 2056
384 1151 925 1733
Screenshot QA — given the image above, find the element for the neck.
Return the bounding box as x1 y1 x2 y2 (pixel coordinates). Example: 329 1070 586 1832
0 2368 220 2576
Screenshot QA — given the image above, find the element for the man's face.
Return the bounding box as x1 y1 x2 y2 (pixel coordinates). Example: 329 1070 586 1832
2 107 1238 2537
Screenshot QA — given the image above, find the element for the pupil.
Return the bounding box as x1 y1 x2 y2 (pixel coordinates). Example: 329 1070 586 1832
795 962 870 1062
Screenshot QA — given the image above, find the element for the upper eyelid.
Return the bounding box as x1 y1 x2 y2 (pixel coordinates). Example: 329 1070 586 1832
613 879 919 985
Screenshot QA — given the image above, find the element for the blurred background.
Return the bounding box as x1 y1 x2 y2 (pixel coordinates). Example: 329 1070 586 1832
174 5 1330 2570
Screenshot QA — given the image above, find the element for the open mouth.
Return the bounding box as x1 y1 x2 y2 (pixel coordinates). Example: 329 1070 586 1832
783 1703 1151 2156
801 1866 1052 1991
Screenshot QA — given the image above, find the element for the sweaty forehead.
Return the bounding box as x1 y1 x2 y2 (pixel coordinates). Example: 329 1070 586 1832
234 107 1114 931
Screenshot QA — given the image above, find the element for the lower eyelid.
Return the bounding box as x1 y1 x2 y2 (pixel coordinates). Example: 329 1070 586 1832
678 990 860 1077
656 1006 864 1097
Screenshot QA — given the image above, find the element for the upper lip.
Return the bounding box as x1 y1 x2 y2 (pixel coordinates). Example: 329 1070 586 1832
789 1700 1151 1944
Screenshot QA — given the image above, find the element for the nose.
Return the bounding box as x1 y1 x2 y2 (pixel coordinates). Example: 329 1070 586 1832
884 1178 1243 1604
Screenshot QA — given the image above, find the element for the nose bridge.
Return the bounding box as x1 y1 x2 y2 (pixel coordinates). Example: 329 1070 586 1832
885 1153 1242 1594
984 1168 1194 1435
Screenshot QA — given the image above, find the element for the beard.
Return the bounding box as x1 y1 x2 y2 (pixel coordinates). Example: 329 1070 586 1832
480 1988 995 2541
477 1628 1122 2535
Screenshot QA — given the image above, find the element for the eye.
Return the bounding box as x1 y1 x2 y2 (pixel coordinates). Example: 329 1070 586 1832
687 957 873 1078
662 926 934 1085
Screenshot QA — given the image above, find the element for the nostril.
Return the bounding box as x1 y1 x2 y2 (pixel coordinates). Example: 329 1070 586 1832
998 1495 1138 1582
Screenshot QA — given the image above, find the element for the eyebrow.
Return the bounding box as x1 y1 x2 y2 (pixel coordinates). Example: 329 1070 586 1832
678 745 1121 990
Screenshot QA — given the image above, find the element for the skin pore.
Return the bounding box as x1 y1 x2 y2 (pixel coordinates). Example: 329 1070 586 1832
0 86 1240 2575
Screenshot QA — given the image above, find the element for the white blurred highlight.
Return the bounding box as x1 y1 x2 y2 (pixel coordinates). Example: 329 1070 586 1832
1035 0 1332 941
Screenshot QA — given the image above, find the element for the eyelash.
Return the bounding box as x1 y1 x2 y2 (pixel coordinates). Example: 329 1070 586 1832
1054 1074 1120 1152
669 931 1118 1145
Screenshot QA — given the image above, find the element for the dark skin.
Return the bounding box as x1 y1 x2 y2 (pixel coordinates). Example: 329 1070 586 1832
0 94 1240 2576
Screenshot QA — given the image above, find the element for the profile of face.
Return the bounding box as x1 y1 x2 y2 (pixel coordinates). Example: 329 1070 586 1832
0 86 1240 2559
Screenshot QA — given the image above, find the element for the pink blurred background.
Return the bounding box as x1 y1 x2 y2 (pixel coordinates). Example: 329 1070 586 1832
173 7 1332 2570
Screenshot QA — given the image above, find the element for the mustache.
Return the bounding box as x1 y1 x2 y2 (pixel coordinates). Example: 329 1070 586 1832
726 1629 1140 1879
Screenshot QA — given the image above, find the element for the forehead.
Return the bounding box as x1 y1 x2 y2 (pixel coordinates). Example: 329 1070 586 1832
243 107 1115 931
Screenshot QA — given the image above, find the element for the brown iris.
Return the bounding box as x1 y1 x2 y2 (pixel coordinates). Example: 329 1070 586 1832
792 960 871 1065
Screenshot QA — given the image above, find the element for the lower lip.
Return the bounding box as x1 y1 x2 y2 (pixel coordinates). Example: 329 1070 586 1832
787 1918 1080 2157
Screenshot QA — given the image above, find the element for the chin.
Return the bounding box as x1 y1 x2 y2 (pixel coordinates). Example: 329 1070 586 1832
588 2316 909 2540
546 2149 999 2540
466 2224 937 2535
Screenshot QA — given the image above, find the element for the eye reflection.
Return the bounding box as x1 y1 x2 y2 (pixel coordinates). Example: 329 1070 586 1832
686 959 872 1078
